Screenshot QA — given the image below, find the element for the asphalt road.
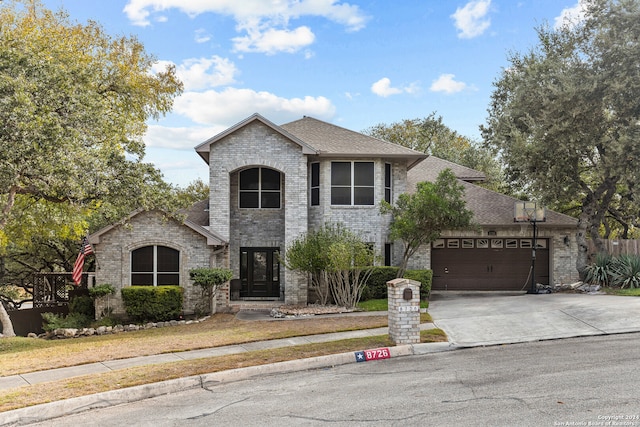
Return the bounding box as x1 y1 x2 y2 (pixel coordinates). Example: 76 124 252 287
25 333 640 427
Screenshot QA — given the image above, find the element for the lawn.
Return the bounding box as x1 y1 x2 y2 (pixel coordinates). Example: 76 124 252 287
0 311 445 413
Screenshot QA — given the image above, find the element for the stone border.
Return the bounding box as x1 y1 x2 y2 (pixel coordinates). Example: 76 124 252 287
33 316 211 340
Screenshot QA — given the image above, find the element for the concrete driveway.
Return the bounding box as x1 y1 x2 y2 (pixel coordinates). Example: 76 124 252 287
428 291 640 347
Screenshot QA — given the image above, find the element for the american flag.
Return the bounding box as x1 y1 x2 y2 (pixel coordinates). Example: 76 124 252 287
72 237 94 286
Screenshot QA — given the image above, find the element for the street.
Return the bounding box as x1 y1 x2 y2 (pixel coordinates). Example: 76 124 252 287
22 333 640 426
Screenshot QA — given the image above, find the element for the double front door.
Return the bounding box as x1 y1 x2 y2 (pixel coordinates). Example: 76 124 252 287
240 247 280 298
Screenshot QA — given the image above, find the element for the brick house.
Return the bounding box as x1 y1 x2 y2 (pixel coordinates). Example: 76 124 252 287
89 113 579 316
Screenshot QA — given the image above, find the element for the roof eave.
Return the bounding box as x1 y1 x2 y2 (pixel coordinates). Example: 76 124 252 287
194 113 318 164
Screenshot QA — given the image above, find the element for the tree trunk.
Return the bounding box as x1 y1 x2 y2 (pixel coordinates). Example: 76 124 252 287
575 213 590 280
0 303 16 337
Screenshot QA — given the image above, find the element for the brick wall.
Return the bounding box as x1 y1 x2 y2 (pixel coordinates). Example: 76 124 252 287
93 211 220 317
207 121 309 304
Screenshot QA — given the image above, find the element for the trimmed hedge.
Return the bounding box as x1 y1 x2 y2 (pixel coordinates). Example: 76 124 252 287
361 267 400 300
361 267 433 301
403 269 433 300
121 286 184 322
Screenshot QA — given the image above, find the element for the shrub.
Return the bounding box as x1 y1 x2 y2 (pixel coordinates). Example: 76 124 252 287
69 295 95 318
189 268 233 315
41 312 92 332
583 252 613 286
609 254 640 289
121 286 184 322
88 284 116 299
404 269 433 300
362 267 400 301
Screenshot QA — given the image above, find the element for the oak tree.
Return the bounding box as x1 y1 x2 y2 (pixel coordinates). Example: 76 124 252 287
481 0 640 275
0 0 183 336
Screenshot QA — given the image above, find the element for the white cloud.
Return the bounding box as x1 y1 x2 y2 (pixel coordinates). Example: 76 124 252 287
144 125 226 149
451 0 491 39
153 56 238 91
123 0 369 54
194 28 212 43
173 87 336 125
554 1 587 30
371 78 419 98
232 25 315 54
429 74 467 94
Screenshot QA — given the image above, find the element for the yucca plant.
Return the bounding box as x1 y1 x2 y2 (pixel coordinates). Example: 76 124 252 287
582 252 613 286
609 254 640 289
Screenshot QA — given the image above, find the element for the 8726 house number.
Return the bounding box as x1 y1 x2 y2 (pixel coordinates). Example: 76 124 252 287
354 347 391 362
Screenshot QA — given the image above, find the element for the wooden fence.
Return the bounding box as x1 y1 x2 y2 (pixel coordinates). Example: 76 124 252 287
588 239 640 257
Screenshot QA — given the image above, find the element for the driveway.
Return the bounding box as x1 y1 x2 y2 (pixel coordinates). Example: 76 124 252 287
428 291 640 347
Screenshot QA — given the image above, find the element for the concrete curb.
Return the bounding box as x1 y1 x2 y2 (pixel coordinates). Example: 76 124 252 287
0 342 452 426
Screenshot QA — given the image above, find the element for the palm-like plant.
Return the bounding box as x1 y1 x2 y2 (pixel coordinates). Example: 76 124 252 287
582 252 613 286
609 254 640 289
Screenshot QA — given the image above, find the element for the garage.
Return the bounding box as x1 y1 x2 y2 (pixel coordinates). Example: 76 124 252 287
431 237 549 291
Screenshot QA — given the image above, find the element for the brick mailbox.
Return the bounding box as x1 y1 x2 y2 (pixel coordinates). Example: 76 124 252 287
387 278 421 345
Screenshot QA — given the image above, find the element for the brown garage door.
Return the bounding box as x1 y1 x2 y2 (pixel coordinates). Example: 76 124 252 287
431 238 549 291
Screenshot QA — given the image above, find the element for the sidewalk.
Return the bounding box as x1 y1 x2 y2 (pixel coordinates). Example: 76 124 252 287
0 313 440 391
0 311 450 426
5 292 639 425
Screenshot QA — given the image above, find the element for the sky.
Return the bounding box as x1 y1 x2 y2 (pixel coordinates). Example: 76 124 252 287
40 0 586 188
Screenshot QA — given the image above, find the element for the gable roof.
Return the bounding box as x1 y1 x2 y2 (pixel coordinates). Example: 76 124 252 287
407 157 577 227
194 113 317 164
281 116 427 169
88 208 227 247
194 113 427 169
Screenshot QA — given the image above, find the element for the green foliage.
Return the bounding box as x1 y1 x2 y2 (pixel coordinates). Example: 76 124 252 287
362 267 399 301
583 253 613 286
284 223 375 308
363 112 504 192
88 284 116 299
41 312 92 332
610 254 640 289
381 169 474 277
69 295 95 319
189 267 233 315
404 269 433 300
189 268 233 288
481 0 640 269
121 286 184 322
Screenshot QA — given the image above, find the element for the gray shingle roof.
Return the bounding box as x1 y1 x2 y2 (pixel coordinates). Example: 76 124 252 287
281 116 427 168
407 156 577 227
407 156 485 189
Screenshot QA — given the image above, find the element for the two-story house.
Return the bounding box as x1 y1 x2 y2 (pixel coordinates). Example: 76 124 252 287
89 113 579 316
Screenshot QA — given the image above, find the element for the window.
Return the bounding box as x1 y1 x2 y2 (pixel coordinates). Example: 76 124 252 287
310 162 320 206
239 167 281 209
331 161 374 205
384 243 393 266
131 245 179 286
384 163 392 203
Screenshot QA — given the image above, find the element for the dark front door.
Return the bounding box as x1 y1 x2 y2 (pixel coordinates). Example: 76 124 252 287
240 248 280 298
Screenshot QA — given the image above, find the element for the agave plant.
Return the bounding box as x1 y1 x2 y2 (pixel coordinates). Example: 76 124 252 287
582 252 613 286
609 254 640 289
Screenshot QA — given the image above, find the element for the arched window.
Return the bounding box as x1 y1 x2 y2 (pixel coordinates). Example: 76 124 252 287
239 167 281 209
131 245 179 286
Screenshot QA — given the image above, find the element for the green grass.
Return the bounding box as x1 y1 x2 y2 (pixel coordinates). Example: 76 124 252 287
605 287 640 296
357 298 429 311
